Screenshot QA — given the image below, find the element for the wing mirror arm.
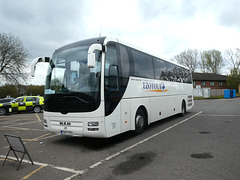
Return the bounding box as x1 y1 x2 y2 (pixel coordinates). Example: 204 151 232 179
31 57 50 77
87 44 103 68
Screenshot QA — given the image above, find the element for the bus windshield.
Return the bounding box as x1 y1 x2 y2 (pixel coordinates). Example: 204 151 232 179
45 45 102 113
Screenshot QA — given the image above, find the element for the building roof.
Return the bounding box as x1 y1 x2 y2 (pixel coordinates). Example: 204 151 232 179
192 72 227 81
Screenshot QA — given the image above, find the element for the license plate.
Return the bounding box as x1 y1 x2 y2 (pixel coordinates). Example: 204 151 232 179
60 130 73 136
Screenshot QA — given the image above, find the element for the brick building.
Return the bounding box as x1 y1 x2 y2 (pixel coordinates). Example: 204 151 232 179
192 73 227 89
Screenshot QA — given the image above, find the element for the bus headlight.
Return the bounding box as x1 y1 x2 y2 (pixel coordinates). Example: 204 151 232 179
88 122 99 126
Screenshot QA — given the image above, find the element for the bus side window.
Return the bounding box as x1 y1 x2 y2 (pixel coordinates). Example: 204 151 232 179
105 43 121 116
166 62 174 81
132 49 154 79
172 65 178 82
119 45 131 88
108 65 119 91
185 69 192 83
119 45 130 78
153 58 166 80
177 67 183 82
105 43 119 91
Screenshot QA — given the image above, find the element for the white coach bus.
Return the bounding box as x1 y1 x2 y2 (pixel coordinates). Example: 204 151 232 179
31 37 194 138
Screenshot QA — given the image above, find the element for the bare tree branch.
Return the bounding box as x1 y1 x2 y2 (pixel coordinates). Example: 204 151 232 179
224 49 240 70
0 33 29 84
171 49 200 73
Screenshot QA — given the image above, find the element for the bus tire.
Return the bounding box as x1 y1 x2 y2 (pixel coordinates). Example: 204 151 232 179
180 100 186 116
134 108 147 135
0 108 6 115
33 106 41 113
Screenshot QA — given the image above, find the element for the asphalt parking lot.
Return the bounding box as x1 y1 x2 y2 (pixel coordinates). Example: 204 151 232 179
0 98 240 180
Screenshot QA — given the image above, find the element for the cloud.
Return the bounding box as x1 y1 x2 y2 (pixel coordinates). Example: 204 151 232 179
1 0 240 84
0 0 86 58
0 0 88 85
218 1 240 29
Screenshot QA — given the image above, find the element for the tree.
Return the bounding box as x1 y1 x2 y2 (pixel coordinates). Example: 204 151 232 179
200 50 224 74
0 84 19 98
172 49 199 73
227 68 240 93
224 49 240 70
26 85 44 96
0 33 29 84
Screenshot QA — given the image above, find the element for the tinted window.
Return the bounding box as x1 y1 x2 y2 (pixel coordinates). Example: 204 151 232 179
176 67 182 82
183 68 192 83
105 43 119 91
119 45 130 78
33 97 39 101
153 58 167 80
26 97 33 102
166 62 175 81
105 43 121 116
105 44 118 65
132 50 154 79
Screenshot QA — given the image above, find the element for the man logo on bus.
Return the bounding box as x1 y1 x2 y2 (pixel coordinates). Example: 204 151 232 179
143 82 168 93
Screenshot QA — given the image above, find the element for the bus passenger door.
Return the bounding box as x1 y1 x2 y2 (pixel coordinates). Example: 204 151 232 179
121 99 131 133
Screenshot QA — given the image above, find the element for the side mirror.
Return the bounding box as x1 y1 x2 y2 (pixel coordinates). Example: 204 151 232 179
87 44 103 68
31 57 50 77
88 53 96 68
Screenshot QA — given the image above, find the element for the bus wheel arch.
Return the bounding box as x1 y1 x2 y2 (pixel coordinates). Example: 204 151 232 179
180 100 186 116
134 106 148 134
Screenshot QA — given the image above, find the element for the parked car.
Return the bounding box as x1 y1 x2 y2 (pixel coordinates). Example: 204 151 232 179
0 98 14 103
0 96 44 115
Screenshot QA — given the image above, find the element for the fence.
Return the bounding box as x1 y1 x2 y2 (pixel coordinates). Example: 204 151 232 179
193 88 225 97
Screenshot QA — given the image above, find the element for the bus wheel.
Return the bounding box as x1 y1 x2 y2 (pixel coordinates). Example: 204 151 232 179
0 108 6 115
33 106 41 113
180 101 186 116
134 108 147 134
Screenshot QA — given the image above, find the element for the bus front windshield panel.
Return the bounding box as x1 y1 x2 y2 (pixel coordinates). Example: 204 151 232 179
45 45 102 113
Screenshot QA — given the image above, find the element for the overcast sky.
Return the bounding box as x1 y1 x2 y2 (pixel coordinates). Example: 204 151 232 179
1 0 240 85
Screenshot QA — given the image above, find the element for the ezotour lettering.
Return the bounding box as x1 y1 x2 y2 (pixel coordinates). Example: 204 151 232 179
143 82 168 92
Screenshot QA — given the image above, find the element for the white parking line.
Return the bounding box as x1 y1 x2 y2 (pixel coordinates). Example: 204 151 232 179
199 114 240 117
1 111 202 180
66 111 202 180
0 155 85 175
